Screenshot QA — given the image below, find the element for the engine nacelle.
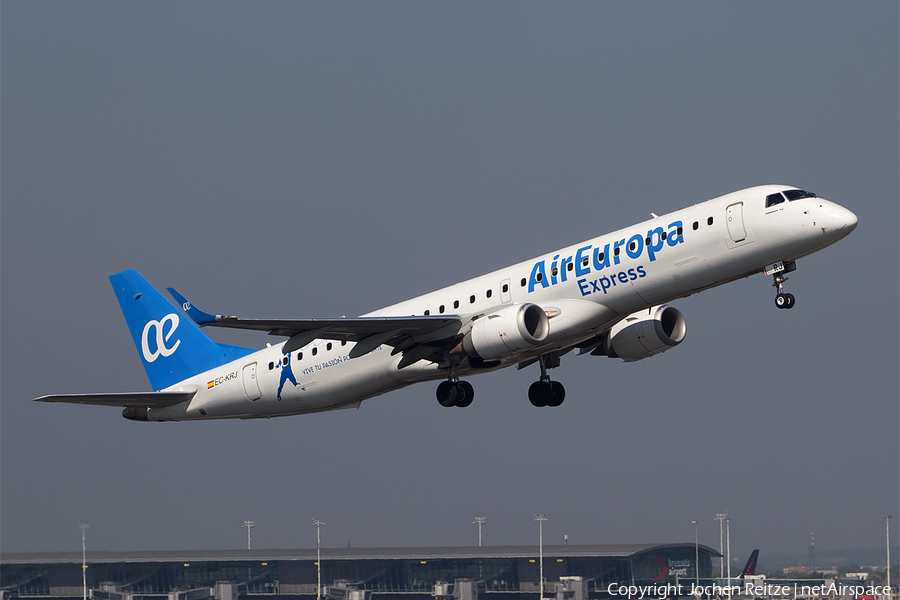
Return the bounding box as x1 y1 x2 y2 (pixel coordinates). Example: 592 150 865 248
122 407 151 421
604 305 686 362
462 303 550 361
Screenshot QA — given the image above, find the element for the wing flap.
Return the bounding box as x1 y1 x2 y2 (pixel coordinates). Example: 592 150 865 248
34 391 195 409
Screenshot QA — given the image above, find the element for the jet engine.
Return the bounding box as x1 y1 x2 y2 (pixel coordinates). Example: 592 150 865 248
462 303 550 361
122 407 151 421
600 305 686 362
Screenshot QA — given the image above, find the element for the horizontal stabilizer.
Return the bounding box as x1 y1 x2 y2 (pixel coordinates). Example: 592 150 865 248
34 391 195 409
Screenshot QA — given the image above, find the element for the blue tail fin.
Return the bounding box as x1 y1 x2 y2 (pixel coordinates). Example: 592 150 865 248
739 550 759 578
110 270 254 391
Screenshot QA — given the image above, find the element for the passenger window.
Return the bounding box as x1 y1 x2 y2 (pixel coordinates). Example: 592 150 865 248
677 226 683 235
341 341 346 346
439 305 445 314
326 342 332 351
312 347 318 356
661 232 667 240
614 247 620 256
536 272 543 282
567 262 573 271
551 267 558 276
693 221 699 230
629 241 637 252
707 216 714 226
268 362 274 370
582 257 589 267
599 252 605 261
502 283 509 293
424 309 430 315
283 356 289 366
521 278 527 287
487 289 493 298
298 352 303 360
645 236 651 245
453 300 459 309
766 193 785 207
469 295 475 304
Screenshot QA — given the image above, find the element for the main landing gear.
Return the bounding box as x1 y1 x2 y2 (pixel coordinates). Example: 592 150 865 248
436 374 474 408
435 354 567 409
768 260 797 309
528 354 565 407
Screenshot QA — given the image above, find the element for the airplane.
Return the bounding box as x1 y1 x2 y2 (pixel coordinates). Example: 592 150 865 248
34 185 857 421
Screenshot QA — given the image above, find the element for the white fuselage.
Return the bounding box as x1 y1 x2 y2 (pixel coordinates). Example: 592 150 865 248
150 186 856 421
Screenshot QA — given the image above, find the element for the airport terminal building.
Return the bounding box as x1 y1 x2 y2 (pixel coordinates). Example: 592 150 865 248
2 544 718 600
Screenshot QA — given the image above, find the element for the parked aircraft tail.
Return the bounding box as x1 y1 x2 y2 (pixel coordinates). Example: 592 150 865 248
110 270 254 391
739 550 759 578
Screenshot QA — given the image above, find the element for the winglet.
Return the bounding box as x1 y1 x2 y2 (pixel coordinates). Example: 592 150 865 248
166 287 219 325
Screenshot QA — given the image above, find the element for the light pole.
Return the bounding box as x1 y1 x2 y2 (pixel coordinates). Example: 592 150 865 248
692 521 699 588
535 515 547 600
474 517 486 546
243 521 255 550
715 514 727 579
885 516 892 598
725 517 731 595
80 524 90 600
313 519 325 600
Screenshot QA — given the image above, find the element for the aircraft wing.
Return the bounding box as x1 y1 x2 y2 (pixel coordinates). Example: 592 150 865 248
34 391 195 408
167 288 466 358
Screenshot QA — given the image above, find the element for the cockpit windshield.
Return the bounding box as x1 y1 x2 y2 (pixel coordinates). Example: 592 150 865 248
783 189 817 201
766 189 817 208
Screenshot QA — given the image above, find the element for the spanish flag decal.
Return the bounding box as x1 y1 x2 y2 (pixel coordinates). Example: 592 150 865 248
207 381 215 389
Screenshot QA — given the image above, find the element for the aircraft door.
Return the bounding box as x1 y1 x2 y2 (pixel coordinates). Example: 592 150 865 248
500 278 512 303
726 202 747 243
242 362 261 401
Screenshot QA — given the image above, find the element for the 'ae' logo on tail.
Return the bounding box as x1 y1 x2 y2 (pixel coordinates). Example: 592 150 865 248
141 313 181 362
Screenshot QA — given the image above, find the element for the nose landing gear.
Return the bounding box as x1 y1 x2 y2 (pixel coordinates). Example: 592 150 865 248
766 260 797 309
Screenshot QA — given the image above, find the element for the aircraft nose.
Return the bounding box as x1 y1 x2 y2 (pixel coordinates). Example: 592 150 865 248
833 206 858 233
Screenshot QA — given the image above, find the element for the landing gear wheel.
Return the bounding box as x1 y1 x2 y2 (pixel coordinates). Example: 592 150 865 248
771 264 798 310
436 380 458 407
547 381 566 407
436 380 474 407
530 353 566 407
456 381 474 407
775 293 796 309
529 381 551 407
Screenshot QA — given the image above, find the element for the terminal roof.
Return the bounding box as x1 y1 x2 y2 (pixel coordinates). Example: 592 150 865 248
2 543 721 564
